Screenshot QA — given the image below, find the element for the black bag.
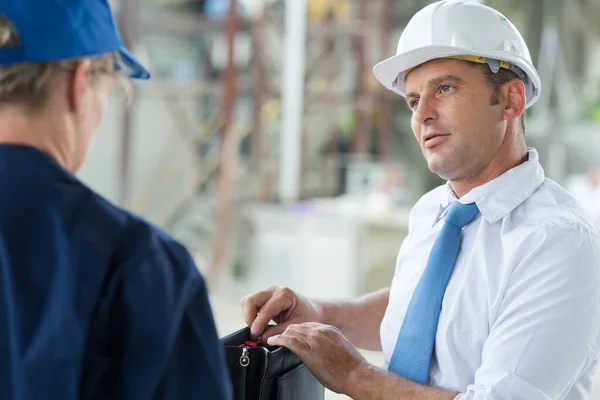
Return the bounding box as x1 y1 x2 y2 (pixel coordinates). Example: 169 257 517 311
221 327 325 400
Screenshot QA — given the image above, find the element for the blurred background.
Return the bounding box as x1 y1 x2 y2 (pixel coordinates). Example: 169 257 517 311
83 0 600 398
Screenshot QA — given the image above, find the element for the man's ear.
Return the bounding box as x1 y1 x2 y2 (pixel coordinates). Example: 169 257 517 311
501 79 526 122
67 59 94 113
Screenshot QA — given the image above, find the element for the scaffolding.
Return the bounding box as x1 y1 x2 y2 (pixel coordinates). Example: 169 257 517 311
114 0 415 283
113 0 471 283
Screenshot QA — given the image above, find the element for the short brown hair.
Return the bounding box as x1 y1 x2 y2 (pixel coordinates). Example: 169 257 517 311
0 15 116 113
472 62 526 133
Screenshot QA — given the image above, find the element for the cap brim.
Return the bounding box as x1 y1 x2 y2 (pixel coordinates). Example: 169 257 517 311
116 47 151 80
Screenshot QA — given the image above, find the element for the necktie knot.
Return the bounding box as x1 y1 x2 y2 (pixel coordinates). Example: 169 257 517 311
444 202 479 228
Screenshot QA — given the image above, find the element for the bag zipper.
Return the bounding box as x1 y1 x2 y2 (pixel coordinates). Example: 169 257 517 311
240 347 250 367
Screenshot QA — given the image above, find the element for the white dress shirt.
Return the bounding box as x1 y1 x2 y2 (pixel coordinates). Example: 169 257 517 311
380 148 600 399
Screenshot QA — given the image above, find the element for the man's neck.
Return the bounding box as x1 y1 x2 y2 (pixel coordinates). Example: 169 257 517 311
451 130 528 198
0 108 72 172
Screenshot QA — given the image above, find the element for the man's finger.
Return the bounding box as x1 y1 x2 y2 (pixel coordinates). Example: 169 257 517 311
267 332 310 354
240 287 277 328
302 322 339 336
302 322 326 328
250 291 293 339
284 325 313 343
261 318 315 344
261 323 289 343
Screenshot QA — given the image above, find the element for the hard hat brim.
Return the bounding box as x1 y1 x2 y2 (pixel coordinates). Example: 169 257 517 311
372 45 541 108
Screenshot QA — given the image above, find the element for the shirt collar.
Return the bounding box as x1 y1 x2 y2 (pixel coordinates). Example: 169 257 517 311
434 148 545 225
0 144 76 182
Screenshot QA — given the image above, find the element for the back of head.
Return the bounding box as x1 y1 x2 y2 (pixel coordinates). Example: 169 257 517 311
0 0 152 171
0 0 151 100
0 15 115 113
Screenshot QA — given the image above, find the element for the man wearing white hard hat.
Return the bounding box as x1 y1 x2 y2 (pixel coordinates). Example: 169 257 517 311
241 1 600 399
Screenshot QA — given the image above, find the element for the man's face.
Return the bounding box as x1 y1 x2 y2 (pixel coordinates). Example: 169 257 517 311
404 59 507 181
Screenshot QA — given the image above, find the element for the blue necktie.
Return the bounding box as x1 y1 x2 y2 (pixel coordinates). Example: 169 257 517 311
388 201 479 384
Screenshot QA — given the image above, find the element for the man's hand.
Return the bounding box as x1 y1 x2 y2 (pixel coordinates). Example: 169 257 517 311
267 322 367 395
241 287 323 342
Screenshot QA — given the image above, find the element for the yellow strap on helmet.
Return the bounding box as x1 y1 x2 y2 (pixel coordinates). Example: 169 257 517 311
403 55 510 82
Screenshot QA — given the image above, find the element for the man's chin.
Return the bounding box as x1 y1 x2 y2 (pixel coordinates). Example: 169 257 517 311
426 158 456 181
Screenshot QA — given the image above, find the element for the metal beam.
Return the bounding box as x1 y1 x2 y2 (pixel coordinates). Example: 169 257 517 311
279 0 307 203
210 0 239 281
378 0 393 161
250 0 270 202
352 0 369 155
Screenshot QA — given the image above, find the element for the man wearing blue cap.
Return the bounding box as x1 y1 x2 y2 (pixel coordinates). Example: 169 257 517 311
0 1 232 399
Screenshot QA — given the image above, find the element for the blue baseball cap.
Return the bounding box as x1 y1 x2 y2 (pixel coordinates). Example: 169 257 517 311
0 0 150 79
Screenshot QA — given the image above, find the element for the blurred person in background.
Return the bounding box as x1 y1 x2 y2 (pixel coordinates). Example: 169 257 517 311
0 0 231 399
242 1 600 399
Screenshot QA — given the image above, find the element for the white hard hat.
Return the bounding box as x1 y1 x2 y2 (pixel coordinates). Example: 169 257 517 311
372 0 542 109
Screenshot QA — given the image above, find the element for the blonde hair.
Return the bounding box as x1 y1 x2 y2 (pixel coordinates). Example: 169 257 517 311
0 15 118 112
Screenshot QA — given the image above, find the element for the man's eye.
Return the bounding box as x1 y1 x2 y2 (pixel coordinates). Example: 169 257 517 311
409 99 419 109
440 85 453 93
